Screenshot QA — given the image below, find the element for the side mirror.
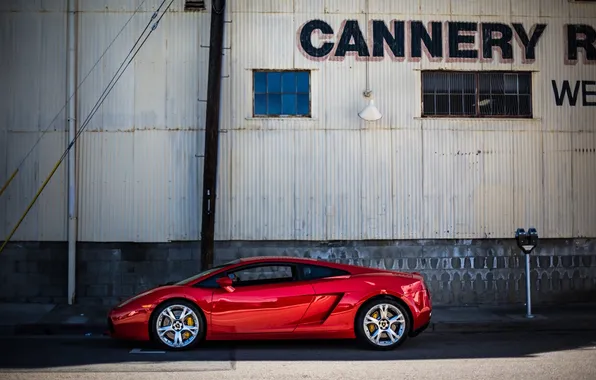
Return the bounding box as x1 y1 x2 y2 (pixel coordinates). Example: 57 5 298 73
216 276 234 292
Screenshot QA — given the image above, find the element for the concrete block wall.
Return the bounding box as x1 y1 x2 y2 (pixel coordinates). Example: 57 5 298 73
216 239 596 305
0 242 201 306
0 239 595 306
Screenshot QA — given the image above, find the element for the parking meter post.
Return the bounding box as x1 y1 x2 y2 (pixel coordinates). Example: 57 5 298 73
524 253 533 319
516 227 538 319
524 228 539 319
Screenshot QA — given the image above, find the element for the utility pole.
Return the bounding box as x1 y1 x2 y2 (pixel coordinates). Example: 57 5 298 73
200 0 226 270
66 0 78 305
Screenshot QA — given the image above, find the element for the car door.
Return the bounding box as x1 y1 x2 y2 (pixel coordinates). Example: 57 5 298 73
210 263 316 335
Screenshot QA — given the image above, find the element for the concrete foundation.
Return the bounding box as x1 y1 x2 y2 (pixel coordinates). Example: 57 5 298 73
1 239 595 306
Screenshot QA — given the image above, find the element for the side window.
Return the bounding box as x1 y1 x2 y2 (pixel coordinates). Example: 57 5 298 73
300 265 350 281
196 275 219 288
229 265 295 287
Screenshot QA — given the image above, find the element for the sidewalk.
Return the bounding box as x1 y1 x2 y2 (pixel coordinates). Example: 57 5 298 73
430 303 596 333
0 302 595 337
0 303 109 336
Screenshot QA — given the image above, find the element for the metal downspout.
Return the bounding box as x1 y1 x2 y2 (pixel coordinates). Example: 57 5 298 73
67 0 78 305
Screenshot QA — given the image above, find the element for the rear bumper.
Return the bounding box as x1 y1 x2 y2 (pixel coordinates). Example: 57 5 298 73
409 318 430 337
408 286 432 334
409 306 431 337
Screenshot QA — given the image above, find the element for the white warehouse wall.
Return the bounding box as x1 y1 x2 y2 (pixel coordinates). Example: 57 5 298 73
1 0 595 243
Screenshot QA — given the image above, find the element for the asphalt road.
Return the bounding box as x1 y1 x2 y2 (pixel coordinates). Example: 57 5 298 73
0 331 595 380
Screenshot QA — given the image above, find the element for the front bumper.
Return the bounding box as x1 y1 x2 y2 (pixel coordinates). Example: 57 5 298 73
107 306 152 341
107 317 115 335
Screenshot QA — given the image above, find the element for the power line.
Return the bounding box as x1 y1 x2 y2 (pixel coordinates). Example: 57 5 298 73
81 0 170 135
0 0 147 198
0 0 175 254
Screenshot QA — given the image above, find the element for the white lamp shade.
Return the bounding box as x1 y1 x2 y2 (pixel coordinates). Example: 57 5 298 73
358 98 382 121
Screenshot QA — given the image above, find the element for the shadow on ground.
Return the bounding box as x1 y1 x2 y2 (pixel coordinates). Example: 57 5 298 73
1 331 595 371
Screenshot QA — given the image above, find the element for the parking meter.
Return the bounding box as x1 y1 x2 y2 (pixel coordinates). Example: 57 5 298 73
515 227 538 318
527 228 539 251
516 228 537 254
515 228 528 251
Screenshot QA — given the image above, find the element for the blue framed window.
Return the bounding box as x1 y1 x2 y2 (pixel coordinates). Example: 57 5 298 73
253 70 311 117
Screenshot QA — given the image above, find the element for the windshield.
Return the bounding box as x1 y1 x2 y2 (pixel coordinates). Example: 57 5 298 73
174 260 240 285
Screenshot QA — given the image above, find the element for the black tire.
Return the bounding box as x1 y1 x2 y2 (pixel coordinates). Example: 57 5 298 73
355 298 411 351
149 299 206 351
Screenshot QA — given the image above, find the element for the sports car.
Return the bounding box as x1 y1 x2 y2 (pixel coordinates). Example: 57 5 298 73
107 256 432 351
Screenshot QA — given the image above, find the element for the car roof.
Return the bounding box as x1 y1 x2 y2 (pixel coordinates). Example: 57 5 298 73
234 256 338 265
236 256 318 262
229 256 379 274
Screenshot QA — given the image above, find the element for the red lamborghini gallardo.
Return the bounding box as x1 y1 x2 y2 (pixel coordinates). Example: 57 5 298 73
107 256 432 351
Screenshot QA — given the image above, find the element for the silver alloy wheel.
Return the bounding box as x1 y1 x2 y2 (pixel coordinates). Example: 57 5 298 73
362 303 406 347
155 304 200 348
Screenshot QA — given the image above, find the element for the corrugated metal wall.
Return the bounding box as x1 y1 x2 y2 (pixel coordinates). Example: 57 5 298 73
0 0 68 241
1 0 210 242
1 0 595 242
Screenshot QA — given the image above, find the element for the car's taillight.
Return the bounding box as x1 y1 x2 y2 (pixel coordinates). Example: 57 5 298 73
411 272 426 286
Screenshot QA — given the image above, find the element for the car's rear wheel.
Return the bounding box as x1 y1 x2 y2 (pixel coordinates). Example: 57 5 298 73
149 299 205 351
355 298 410 350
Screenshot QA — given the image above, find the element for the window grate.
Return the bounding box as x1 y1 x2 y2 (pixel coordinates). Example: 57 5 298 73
185 0 206 11
421 71 533 118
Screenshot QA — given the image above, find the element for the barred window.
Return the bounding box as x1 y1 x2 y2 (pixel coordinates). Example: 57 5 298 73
184 1 206 11
422 71 533 118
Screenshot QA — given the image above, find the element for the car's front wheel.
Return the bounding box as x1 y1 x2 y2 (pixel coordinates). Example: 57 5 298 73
355 298 410 350
149 299 205 351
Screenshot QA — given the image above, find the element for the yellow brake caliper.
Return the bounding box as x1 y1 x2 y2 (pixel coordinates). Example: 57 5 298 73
183 317 194 340
368 311 379 333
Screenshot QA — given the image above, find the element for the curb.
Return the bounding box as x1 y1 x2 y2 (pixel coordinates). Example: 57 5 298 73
429 320 596 334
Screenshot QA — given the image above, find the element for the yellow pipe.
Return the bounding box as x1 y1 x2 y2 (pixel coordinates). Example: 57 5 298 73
0 159 63 254
0 169 18 198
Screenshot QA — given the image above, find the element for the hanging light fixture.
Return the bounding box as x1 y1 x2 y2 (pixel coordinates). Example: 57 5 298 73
359 91 382 121
358 0 381 122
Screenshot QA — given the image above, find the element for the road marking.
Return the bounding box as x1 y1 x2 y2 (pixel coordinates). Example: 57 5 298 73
64 315 88 324
129 348 166 354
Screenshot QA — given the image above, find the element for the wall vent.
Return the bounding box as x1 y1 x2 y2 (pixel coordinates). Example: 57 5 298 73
185 0 206 11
